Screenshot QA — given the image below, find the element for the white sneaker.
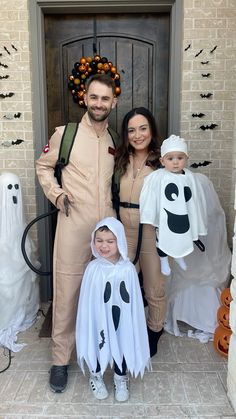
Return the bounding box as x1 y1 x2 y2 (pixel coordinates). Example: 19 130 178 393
89 372 108 400
114 373 129 402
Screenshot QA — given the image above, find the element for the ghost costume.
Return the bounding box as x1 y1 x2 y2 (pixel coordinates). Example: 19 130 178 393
140 168 208 258
164 173 232 339
0 172 39 351
76 217 150 378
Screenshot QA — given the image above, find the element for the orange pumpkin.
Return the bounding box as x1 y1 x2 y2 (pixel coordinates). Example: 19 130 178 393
214 325 232 358
217 305 230 330
220 288 232 308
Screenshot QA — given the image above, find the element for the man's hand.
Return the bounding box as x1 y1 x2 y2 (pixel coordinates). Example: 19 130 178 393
56 193 74 215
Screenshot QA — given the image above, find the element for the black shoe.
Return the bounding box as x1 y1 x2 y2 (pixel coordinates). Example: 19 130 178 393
147 327 164 357
49 365 68 393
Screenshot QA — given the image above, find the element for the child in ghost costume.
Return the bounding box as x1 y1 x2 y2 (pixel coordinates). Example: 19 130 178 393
0 172 39 352
76 217 150 402
140 135 208 275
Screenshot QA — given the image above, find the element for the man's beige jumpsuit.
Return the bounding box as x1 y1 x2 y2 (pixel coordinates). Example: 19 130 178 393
36 113 115 365
119 155 166 332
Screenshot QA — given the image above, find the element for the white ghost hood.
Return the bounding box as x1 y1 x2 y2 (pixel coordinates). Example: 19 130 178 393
91 217 128 261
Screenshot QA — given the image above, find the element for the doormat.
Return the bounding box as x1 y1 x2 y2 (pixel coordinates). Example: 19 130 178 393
39 304 52 338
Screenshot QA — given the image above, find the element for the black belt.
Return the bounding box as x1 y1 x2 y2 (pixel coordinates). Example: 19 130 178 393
119 202 139 209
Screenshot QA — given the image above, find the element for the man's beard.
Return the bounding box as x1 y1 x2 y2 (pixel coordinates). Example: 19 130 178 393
87 106 111 122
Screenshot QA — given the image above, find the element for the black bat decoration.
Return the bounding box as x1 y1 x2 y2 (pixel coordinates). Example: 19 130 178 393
3 46 10 55
0 92 14 98
201 73 211 77
200 123 218 130
12 139 24 145
201 61 209 65
200 93 213 98
14 112 21 118
11 44 18 51
195 49 203 57
192 113 205 118
210 46 217 53
0 75 9 79
99 329 105 349
0 62 8 68
190 160 212 168
184 44 191 51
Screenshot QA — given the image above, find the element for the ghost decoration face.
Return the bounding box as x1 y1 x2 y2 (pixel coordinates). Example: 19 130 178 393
164 182 192 234
104 280 130 331
0 172 24 239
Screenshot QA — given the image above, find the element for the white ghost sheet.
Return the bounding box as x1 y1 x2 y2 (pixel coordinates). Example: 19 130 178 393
164 173 232 337
140 168 208 258
0 172 39 351
76 217 150 378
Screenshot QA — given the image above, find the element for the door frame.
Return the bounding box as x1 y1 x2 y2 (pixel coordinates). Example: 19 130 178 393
29 0 183 301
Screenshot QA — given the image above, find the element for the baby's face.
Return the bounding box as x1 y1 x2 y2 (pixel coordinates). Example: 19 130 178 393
94 230 120 263
160 151 188 173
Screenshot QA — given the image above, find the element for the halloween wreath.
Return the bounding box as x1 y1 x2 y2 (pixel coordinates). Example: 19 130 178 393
68 54 121 108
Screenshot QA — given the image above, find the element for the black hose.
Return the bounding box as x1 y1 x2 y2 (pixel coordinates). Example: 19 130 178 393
21 208 58 276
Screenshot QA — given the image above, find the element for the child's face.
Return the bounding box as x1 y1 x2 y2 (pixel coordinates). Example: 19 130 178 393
94 230 120 263
160 151 188 174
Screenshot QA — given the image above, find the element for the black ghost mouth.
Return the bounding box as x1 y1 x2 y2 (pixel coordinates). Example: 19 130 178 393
13 196 17 204
164 208 190 234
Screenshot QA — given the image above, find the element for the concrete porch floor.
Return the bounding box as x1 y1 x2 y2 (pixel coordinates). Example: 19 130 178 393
0 304 235 419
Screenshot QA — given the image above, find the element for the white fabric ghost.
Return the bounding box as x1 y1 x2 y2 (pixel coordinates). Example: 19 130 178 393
76 216 150 378
140 168 208 257
164 173 231 338
0 172 39 351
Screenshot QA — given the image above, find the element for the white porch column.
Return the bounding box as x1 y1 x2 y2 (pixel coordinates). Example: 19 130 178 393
227 187 236 411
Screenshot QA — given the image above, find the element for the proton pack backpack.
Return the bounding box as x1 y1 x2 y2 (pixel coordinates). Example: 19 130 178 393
54 122 119 187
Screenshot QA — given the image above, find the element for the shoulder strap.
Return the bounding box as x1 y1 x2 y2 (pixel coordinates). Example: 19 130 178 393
107 126 120 148
54 122 79 187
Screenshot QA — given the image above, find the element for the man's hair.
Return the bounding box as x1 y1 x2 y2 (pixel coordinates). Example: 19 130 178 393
86 74 116 95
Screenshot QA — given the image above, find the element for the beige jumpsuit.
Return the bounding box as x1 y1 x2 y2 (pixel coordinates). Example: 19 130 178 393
119 155 166 332
36 113 115 365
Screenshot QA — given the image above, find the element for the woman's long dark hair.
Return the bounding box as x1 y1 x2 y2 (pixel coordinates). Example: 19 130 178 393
114 107 161 175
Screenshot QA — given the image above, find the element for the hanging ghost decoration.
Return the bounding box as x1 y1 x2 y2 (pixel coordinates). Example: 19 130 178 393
0 172 39 352
76 217 150 378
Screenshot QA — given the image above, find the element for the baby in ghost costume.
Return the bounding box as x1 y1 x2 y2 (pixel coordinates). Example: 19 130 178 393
140 135 208 275
76 217 150 401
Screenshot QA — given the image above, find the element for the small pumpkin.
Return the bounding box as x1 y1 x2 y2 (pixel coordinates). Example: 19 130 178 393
220 288 232 308
217 305 230 330
214 325 232 358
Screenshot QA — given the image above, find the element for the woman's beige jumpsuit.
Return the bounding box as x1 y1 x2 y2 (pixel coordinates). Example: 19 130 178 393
36 113 115 365
119 155 166 332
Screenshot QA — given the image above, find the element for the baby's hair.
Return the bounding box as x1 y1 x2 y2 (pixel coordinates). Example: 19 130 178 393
95 225 111 234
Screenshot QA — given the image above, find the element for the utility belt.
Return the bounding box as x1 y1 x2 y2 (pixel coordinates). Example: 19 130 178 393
119 201 139 209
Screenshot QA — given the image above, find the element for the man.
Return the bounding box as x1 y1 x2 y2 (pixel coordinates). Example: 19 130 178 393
36 74 118 392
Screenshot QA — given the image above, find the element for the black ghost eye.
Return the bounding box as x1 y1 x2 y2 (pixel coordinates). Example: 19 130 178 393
104 281 111 303
15 184 19 190
165 183 179 201
120 281 130 303
184 186 192 202
7 184 13 189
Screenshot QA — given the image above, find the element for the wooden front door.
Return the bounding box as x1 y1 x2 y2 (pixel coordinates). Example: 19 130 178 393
44 13 170 139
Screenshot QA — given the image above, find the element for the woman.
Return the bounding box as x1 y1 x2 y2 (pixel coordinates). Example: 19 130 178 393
113 107 166 356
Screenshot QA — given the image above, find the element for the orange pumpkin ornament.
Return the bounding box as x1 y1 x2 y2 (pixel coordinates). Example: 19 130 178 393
217 305 230 330
213 325 232 358
220 288 232 308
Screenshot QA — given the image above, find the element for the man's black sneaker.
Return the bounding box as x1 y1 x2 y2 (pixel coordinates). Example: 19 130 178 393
49 365 68 393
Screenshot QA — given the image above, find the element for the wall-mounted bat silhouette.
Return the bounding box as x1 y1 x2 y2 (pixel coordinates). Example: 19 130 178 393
0 62 8 68
195 49 203 57
200 93 213 98
3 46 11 55
201 73 211 77
0 75 9 79
200 123 218 130
99 330 105 349
192 113 205 118
210 46 217 53
0 92 14 98
201 61 209 65
1 139 24 147
190 160 212 168
11 44 17 51
184 44 191 51
14 112 21 118
12 139 24 145
4 112 22 119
